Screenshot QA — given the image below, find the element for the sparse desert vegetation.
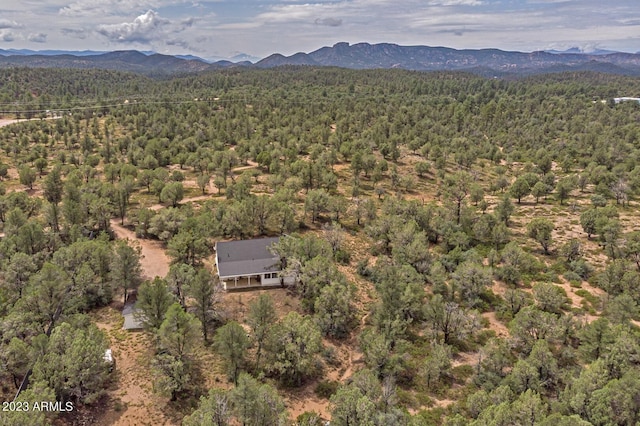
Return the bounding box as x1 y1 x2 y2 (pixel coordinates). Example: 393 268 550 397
1 67 640 425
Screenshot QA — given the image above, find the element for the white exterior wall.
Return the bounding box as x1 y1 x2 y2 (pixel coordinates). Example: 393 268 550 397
260 275 282 286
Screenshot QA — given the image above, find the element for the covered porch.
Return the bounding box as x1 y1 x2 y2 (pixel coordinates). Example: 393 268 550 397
222 274 283 291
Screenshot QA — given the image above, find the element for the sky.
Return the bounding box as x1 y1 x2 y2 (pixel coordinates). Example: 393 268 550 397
0 0 638 61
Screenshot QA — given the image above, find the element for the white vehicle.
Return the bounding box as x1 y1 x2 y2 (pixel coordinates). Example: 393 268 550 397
104 349 115 372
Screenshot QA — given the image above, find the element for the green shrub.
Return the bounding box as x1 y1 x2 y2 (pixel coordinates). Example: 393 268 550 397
296 411 323 425
410 407 445 426
396 388 419 408
356 258 371 277
452 365 474 381
550 261 567 274
475 329 497 346
334 248 351 265
314 380 339 399
570 259 593 280
563 270 582 284
575 289 598 305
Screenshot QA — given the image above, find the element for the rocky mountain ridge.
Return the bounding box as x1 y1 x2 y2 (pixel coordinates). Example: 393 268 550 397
2 43 640 76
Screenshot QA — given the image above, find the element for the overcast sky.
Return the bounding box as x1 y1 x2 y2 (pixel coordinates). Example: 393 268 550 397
0 0 638 60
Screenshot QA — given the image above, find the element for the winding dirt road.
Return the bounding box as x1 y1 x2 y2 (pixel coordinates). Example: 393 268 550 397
0 118 24 127
0 117 59 128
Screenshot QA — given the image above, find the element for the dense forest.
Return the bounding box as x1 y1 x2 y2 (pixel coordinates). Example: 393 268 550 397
1 66 640 425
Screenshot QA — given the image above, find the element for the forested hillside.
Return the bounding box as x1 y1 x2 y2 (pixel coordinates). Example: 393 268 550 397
1 67 640 425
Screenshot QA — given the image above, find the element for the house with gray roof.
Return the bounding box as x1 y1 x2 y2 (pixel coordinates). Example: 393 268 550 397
215 237 295 290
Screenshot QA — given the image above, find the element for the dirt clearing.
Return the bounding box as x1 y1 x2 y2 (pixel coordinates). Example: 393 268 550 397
110 219 170 279
88 306 178 426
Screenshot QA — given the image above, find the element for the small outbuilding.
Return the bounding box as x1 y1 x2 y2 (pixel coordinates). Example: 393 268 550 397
215 237 295 290
122 303 143 331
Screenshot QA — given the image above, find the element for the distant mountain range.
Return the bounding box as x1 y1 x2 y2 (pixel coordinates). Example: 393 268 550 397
0 48 110 57
0 48 262 62
255 42 640 76
1 43 640 76
0 50 252 74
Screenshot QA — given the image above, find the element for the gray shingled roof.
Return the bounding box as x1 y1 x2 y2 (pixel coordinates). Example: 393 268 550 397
216 237 281 278
122 303 143 330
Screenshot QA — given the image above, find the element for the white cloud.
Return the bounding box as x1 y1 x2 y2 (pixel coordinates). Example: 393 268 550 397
61 28 89 39
257 4 324 24
0 30 15 42
0 19 23 29
60 0 136 17
315 17 343 27
252 0 483 29
93 9 200 51
59 0 193 17
526 0 573 3
216 22 262 30
428 0 484 5
165 38 202 52
96 10 171 43
28 33 48 43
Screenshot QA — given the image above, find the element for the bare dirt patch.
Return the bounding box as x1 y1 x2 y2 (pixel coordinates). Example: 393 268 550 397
285 381 331 421
431 398 455 408
490 280 508 298
146 193 220 212
110 219 170 279
482 311 509 338
221 287 301 323
452 351 480 369
555 277 603 323
91 305 177 426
